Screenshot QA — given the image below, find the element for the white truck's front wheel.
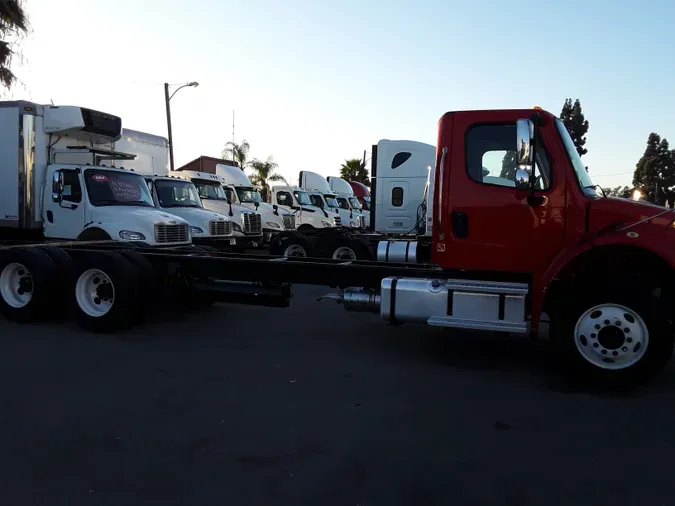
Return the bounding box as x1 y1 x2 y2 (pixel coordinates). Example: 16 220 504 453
550 282 673 387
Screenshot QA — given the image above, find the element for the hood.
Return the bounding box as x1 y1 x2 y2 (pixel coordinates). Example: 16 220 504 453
158 206 230 226
588 197 672 233
91 206 190 226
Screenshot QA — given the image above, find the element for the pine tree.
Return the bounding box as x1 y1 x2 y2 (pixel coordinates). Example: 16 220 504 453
560 98 590 158
500 151 517 179
633 133 673 205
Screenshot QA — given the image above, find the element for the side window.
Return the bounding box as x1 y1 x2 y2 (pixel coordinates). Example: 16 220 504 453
391 152 412 169
466 124 552 190
61 171 82 203
391 187 404 207
276 191 292 205
309 195 323 208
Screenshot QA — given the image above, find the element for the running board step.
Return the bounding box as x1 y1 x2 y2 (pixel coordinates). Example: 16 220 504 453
427 316 529 334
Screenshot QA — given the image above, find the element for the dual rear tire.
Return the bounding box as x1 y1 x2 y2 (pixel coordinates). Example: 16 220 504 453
0 247 156 333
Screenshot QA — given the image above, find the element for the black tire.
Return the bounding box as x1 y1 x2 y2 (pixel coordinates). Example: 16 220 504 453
39 246 75 318
549 281 673 388
77 228 112 241
0 247 57 323
271 232 314 258
71 251 139 333
117 250 156 322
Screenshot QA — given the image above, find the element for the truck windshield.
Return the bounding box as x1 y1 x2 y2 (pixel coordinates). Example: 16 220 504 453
323 195 339 208
336 197 351 210
362 196 371 211
236 186 261 204
293 190 312 206
555 118 600 197
194 181 228 200
154 179 202 208
84 169 154 207
348 197 361 210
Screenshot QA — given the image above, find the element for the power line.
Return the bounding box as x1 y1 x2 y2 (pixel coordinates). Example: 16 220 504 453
590 172 634 178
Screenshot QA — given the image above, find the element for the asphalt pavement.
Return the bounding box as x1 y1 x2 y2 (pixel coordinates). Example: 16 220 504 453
0 284 674 506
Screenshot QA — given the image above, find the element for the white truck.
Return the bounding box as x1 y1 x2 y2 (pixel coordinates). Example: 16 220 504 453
214 163 296 244
298 171 346 226
0 101 192 247
112 129 237 249
269 185 340 232
326 176 367 228
170 170 264 250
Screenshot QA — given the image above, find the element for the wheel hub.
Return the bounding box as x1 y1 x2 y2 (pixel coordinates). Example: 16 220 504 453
0 262 34 308
597 325 625 350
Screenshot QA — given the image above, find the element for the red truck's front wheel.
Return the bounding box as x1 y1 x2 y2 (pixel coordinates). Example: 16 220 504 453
550 282 673 387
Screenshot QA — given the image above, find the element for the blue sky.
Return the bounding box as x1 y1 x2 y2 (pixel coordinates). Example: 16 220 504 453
10 0 675 188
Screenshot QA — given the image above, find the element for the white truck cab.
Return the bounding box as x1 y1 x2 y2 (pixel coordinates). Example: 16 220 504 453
112 129 236 249
145 175 237 247
270 185 339 233
326 176 367 228
170 170 263 249
372 139 436 234
298 171 345 228
0 101 192 246
214 164 296 244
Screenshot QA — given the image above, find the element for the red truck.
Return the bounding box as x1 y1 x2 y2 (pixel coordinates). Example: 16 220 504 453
1 106 673 386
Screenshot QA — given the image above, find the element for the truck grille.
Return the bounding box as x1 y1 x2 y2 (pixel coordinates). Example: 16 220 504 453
209 220 233 236
359 215 366 228
334 215 342 227
243 213 262 234
155 223 189 243
282 214 295 230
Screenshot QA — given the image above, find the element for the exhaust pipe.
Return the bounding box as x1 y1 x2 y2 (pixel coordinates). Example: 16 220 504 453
318 287 381 313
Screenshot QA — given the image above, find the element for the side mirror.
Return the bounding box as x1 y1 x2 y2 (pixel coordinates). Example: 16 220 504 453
515 118 535 190
51 171 64 203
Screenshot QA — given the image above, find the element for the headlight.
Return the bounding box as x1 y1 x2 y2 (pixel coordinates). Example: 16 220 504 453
321 221 333 227
350 222 357 227
233 223 243 233
265 221 281 229
190 226 204 234
119 230 146 240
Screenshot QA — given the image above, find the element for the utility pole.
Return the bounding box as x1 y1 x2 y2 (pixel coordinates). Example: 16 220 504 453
232 110 235 164
163 81 199 172
164 83 175 172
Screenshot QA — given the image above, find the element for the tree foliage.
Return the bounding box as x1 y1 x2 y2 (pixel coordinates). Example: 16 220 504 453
633 133 675 206
339 158 369 186
500 151 517 180
0 0 29 89
560 98 589 158
603 185 633 198
248 156 287 202
221 139 250 171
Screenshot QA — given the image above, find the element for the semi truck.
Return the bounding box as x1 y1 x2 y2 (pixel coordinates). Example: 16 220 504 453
346 180 371 226
214 163 297 244
1 106 674 387
0 101 192 247
113 129 237 249
326 176 368 229
170 170 264 250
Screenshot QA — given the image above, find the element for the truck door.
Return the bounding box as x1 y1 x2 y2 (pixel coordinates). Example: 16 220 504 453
43 168 86 240
438 112 566 273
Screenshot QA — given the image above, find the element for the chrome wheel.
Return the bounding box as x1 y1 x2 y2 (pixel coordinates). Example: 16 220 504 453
75 268 115 317
574 303 649 370
0 262 33 308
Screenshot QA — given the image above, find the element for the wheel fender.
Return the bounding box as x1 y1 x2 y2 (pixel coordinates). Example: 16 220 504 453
77 227 112 241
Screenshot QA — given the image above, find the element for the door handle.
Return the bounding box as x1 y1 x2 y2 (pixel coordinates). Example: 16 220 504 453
451 211 468 239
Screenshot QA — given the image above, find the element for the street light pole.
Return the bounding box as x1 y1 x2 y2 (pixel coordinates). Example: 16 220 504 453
163 81 199 172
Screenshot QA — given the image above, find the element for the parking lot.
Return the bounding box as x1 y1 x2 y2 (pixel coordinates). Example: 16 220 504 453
1 284 674 506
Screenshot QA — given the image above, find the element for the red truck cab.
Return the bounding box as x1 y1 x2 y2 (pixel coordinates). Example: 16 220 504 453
348 181 370 210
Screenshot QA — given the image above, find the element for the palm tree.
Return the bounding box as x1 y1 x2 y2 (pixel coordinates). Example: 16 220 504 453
221 139 251 171
248 156 287 202
0 0 29 89
340 158 369 186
